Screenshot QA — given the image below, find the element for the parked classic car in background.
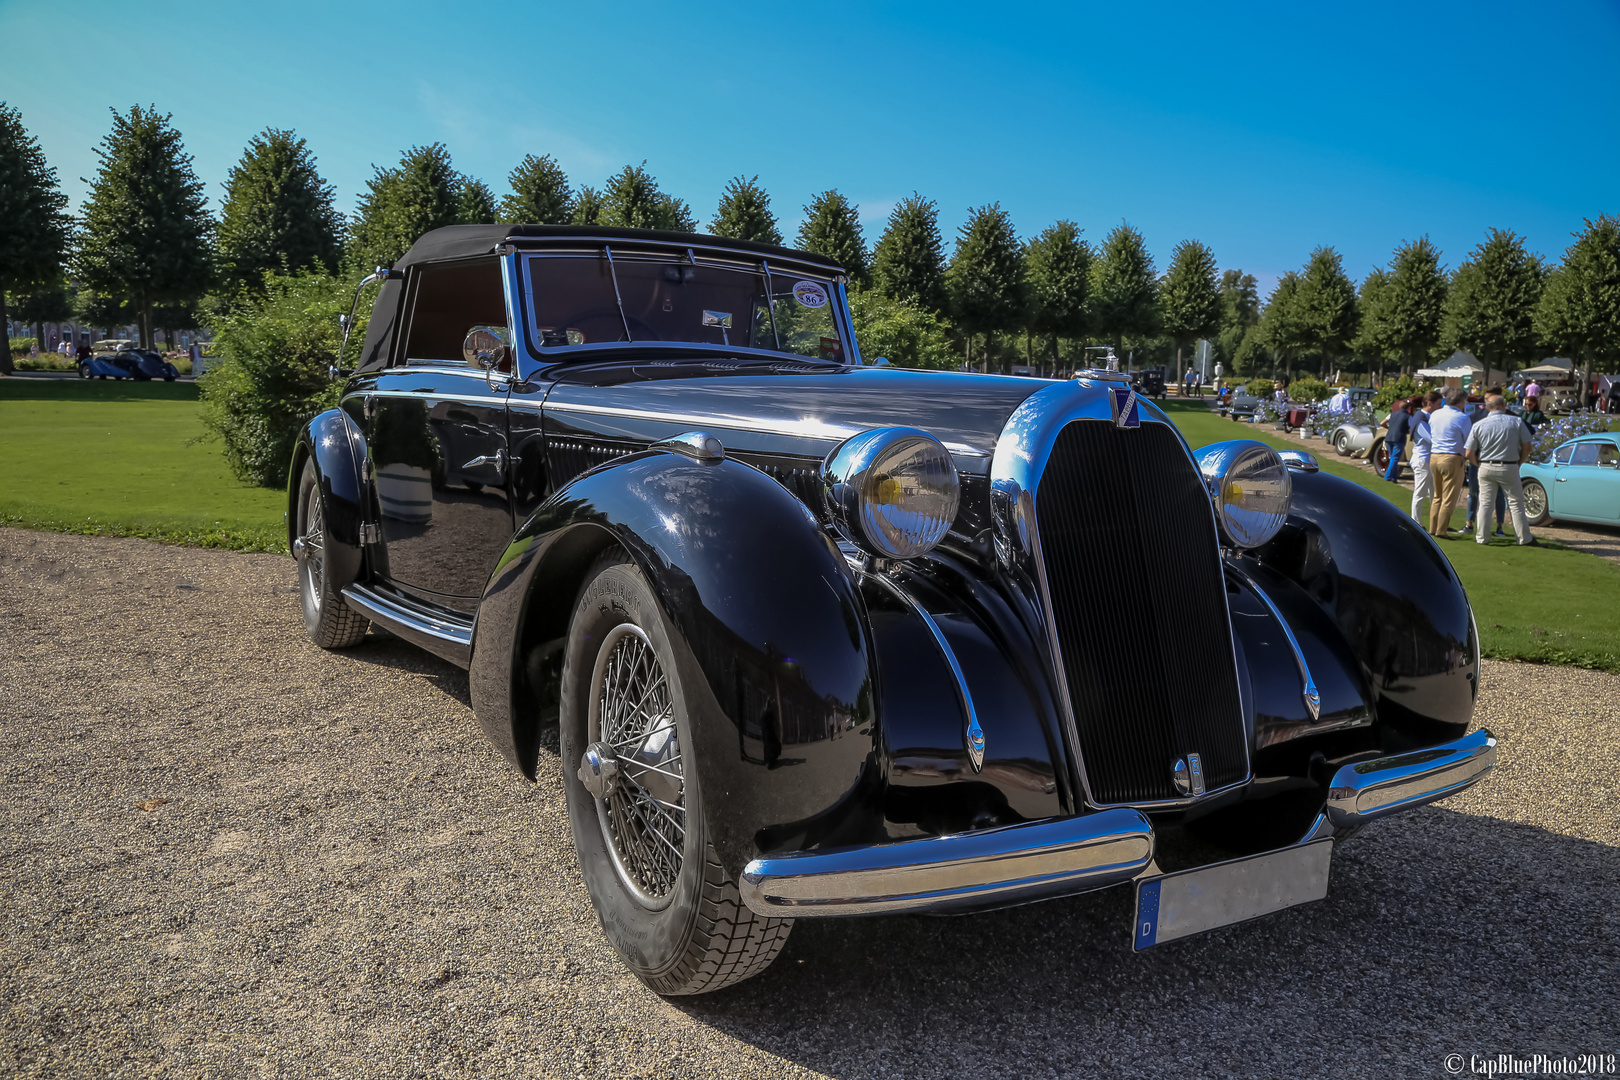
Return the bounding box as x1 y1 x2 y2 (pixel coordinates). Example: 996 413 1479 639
1521 433 1620 526
288 224 1498 994
79 343 180 381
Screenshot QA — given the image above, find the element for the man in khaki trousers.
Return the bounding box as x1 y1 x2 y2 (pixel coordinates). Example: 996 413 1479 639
1427 390 1472 537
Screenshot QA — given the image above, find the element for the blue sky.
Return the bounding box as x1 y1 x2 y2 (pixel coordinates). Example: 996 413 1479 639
3 0 1616 297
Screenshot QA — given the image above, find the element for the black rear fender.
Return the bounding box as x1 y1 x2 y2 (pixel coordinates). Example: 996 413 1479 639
288 409 366 589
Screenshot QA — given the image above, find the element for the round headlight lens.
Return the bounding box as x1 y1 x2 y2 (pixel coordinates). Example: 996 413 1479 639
1195 440 1292 549
823 427 961 559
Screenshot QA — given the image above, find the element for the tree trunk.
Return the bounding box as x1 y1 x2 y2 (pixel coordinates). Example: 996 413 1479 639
0 290 11 376
139 292 152 350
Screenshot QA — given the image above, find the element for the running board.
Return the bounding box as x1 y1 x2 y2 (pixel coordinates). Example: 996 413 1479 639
341 584 473 668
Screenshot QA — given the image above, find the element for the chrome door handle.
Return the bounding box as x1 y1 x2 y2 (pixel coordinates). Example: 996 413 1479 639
462 449 516 477
1555 476 1567 482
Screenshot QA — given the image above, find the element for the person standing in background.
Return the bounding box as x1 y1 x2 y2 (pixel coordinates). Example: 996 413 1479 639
1465 386 1507 534
1465 394 1536 546
1409 392 1440 522
1381 397 1413 482
1521 395 1548 434
1213 361 1224 392
1427 390 1472 537
1524 377 1542 402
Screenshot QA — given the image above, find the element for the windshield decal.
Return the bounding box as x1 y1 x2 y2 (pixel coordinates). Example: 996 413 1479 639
792 281 829 308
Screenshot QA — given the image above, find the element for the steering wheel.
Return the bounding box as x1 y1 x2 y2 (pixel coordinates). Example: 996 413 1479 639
561 309 660 345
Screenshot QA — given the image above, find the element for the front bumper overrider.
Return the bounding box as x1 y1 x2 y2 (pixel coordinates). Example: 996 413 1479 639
739 729 1497 918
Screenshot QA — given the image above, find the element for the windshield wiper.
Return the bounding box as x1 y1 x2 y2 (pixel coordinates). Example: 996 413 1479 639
603 245 633 342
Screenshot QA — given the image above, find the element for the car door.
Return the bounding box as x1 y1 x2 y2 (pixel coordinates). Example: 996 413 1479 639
1557 439 1620 522
367 256 514 611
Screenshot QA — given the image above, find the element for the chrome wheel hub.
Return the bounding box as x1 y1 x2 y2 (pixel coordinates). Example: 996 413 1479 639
587 622 685 910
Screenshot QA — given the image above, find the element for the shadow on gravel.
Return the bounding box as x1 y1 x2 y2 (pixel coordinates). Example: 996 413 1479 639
668 807 1617 1075
335 628 473 708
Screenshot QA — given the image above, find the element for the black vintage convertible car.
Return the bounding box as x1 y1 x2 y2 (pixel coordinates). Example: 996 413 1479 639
289 224 1497 994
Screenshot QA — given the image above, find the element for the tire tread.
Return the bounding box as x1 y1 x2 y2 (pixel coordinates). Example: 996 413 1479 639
644 847 792 996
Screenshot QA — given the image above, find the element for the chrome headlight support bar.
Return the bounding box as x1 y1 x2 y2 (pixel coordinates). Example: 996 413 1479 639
864 569 985 772
1224 562 1321 720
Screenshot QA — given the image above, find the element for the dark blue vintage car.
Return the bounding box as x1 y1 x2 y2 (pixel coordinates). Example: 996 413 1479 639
288 225 1498 994
79 346 180 381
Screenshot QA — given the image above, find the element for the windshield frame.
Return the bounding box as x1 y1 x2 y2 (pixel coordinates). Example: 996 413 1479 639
507 239 860 374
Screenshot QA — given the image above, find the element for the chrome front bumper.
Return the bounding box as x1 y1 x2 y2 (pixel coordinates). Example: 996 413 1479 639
740 729 1498 919
740 808 1154 918
1326 727 1497 828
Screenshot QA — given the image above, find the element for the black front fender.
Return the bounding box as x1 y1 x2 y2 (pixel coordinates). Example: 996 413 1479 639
288 409 366 590
1252 468 1478 752
470 451 879 881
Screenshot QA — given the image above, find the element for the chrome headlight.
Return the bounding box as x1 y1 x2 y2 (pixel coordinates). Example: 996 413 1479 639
1195 440 1292 549
822 427 960 559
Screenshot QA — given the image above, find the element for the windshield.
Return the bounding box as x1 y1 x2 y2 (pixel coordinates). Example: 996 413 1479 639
526 253 846 362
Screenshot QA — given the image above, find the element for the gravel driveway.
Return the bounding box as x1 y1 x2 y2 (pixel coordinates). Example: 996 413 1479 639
3 528 1616 1079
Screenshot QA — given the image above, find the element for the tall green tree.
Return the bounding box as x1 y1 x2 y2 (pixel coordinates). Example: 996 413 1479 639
871 194 947 314
74 105 214 350
0 103 71 375
1443 228 1545 377
1353 267 1398 376
571 186 603 225
1379 237 1448 375
500 153 573 224
1259 271 1307 379
1294 246 1359 377
347 143 463 271
1088 222 1158 356
457 177 497 225
1024 220 1090 368
797 190 868 285
1535 215 1620 407
710 175 782 245
945 203 1025 373
1213 268 1259 373
596 163 694 231
215 128 341 291
1158 240 1222 372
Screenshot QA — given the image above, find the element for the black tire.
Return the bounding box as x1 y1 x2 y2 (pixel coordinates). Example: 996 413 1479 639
164 376 176 382
1522 479 1550 526
294 460 369 649
1332 430 1350 455
78 364 92 379
560 552 792 995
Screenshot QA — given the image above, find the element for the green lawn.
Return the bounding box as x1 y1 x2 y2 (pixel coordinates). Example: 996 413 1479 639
1161 400 1620 673
0 379 285 552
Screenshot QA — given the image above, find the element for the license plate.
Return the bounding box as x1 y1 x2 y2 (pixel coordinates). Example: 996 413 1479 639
1133 839 1332 950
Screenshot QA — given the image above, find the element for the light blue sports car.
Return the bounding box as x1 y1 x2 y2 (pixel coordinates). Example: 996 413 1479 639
1520 433 1620 526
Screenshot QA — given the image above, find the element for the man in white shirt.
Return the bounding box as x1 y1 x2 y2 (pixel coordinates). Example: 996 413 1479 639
1427 390 1473 537
1329 387 1351 414
1465 394 1537 545
1409 391 1441 522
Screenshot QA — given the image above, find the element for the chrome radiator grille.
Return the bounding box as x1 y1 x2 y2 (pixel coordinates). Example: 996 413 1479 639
1034 420 1248 805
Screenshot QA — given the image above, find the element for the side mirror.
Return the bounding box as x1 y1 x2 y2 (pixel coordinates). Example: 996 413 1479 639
462 325 511 370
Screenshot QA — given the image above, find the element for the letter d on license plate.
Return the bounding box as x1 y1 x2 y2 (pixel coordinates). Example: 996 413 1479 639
1133 839 1332 950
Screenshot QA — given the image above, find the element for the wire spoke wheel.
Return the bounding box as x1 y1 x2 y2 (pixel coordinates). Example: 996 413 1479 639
1523 480 1547 521
301 484 327 612
589 623 685 910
